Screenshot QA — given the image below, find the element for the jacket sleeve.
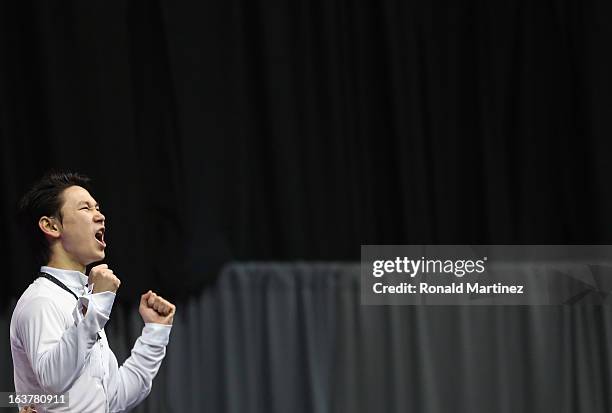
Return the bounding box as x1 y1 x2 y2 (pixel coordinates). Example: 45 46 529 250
17 292 115 394
108 323 172 413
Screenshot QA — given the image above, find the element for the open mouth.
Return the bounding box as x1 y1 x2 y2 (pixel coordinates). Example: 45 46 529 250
95 228 106 247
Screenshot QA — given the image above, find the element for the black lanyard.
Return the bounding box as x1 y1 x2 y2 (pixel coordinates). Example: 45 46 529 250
38 271 101 341
39 272 81 300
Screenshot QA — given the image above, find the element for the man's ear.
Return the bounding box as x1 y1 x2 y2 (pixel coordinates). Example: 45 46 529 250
39 216 61 239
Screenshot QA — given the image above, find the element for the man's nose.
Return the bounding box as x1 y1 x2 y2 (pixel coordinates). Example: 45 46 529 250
95 210 105 223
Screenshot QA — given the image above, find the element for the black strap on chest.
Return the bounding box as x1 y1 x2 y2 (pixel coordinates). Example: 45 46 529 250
39 272 80 300
38 271 101 341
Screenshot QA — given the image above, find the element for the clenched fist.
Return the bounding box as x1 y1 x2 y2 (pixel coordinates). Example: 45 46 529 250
139 291 176 325
88 264 121 294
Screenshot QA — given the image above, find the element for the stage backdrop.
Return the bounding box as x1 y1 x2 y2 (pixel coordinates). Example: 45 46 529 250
2 263 612 413
2 0 612 302
2 2 612 412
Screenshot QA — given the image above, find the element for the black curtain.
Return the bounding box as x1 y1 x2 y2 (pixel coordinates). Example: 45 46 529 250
2 0 612 301
2 1 612 412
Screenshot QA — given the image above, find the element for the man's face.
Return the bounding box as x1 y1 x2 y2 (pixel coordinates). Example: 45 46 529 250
57 185 106 266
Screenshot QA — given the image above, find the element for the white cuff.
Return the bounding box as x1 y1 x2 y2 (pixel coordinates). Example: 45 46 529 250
86 291 116 317
72 291 116 339
141 323 172 346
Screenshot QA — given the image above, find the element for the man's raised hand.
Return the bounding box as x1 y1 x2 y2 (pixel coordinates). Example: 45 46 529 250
139 291 176 325
88 264 121 293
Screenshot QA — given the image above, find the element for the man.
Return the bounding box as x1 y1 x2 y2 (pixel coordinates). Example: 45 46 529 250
10 172 176 412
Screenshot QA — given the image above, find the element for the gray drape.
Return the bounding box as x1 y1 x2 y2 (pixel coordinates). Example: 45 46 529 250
3 263 612 412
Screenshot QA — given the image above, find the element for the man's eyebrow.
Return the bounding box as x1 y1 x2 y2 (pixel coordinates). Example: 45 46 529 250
78 200 100 208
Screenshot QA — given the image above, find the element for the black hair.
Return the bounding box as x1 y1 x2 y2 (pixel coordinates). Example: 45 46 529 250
18 171 92 266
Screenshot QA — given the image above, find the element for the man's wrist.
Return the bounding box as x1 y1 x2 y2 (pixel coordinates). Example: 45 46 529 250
141 323 172 346
82 291 116 318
